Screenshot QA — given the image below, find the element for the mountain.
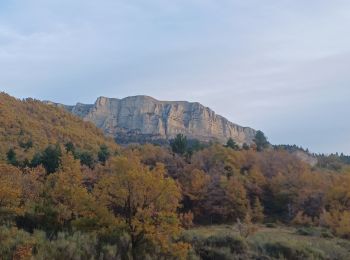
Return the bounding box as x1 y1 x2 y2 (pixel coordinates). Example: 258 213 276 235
0 92 117 162
48 95 256 144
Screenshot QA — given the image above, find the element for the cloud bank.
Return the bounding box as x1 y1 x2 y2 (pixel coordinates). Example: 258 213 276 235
1 0 350 153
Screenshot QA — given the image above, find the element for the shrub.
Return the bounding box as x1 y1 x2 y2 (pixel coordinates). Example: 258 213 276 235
181 230 249 259
33 232 98 259
237 215 258 238
263 241 325 260
265 223 277 228
320 210 350 239
292 211 314 227
296 227 334 238
180 211 194 229
199 246 234 260
0 226 33 259
321 230 334 238
205 233 248 254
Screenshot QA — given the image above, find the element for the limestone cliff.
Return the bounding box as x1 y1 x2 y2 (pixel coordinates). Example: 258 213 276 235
51 96 256 144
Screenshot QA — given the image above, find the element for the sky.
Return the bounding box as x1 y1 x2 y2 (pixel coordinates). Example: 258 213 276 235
0 0 350 154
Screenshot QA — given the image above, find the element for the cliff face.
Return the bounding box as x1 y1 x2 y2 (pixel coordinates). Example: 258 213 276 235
55 96 256 144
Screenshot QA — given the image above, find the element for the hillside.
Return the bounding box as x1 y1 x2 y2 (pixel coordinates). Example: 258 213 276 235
0 92 117 162
1 92 350 259
47 95 256 144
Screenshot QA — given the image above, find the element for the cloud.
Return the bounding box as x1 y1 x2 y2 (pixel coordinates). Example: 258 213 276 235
0 0 350 153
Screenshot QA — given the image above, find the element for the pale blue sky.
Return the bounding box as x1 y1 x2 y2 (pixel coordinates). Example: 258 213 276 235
1 0 350 153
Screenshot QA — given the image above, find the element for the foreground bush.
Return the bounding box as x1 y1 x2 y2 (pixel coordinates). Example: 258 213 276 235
296 227 334 238
0 226 134 260
262 241 325 259
0 226 33 259
250 231 350 260
181 230 248 259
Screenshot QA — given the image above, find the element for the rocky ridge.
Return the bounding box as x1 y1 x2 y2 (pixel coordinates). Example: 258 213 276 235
47 96 256 144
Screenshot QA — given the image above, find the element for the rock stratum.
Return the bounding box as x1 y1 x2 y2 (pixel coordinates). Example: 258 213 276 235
48 96 256 144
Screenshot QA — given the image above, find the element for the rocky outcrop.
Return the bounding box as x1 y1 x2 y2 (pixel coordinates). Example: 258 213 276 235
50 96 256 144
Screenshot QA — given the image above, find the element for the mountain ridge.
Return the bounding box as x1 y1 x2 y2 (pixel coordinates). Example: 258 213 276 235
47 95 257 145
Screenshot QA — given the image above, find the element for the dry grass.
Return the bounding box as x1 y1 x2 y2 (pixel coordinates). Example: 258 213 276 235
183 225 350 259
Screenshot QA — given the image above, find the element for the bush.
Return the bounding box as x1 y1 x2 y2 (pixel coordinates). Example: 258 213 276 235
265 223 277 228
296 227 334 238
199 246 235 260
0 227 132 260
205 233 248 254
33 231 98 259
263 241 325 260
181 230 248 259
321 230 334 238
0 226 33 260
295 227 320 237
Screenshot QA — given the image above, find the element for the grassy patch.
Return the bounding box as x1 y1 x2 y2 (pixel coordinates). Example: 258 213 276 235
182 225 350 260
181 226 249 259
296 227 334 238
251 227 350 260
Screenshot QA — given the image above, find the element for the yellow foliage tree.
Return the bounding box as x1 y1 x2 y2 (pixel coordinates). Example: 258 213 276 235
179 168 209 218
251 197 265 223
225 177 250 220
48 152 113 229
320 209 350 238
292 211 314 226
0 164 23 222
94 155 189 259
326 173 350 211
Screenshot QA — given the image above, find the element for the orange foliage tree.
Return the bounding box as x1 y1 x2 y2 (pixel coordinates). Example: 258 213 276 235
94 155 189 258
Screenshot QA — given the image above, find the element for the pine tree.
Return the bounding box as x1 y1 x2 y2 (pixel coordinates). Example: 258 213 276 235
254 131 269 152
98 144 110 165
41 145 62 174
170 134 188 155
6 148 18 166
225 138 239 150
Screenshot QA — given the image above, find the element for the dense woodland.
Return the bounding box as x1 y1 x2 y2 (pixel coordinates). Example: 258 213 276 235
1 93 350 259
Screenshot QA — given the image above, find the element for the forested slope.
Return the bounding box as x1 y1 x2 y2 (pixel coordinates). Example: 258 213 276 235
0 93 117 162
0 92 350 259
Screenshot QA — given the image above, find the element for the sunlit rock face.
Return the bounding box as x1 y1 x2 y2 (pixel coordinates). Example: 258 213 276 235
53 95 256 144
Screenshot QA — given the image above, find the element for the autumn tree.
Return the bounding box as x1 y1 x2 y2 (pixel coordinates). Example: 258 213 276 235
0 164 23 223
325 173 350 212
94 156 188 259
320 209 350 238
245 165 266 199
179 168 209 218
19 166 46 213
237 213 258 238
225 177 250 221
251 197 264 223
46 152 111 231
199 175 249 224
